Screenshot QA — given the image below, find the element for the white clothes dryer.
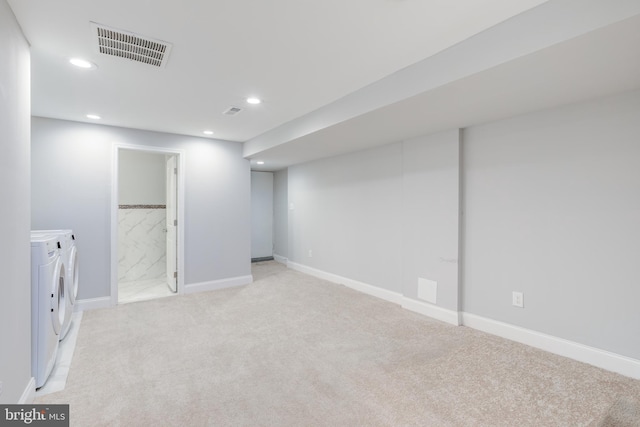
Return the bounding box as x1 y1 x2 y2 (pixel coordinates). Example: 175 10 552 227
30 234 66 388
32 230 78 340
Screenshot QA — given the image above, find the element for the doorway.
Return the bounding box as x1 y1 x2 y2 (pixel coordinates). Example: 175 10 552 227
111 144 184 305
251 171 274 262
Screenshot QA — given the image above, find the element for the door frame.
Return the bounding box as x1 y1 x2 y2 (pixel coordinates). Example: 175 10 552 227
110 143 186 306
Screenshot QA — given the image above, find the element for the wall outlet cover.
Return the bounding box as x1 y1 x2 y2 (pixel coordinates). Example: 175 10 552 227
512 291 524 308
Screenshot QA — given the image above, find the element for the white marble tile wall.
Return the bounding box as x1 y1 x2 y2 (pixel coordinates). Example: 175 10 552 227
118 208 167 282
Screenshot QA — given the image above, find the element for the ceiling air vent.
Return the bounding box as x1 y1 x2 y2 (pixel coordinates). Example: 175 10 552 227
223 107 243 116
91 22 172 68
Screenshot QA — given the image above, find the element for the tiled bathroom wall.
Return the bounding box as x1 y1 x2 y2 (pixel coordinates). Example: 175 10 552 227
118 205 167 282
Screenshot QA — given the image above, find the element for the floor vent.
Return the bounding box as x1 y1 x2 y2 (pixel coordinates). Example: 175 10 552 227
91 22 172 68
223 107 243 116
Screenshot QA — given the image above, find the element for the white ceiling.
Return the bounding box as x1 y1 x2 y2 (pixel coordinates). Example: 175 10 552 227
249 11 640 170
9 3 546 134
8 0 640 172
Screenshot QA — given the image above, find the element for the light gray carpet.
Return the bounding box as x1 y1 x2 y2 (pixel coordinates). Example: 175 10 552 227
594 397 640 427
37 261 640 426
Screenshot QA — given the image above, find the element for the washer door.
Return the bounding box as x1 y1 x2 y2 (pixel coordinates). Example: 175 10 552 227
67 245 79 305
50 258 66 335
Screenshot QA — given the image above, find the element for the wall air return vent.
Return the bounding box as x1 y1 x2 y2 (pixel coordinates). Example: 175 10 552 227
91 22 172 68
223 107 243 116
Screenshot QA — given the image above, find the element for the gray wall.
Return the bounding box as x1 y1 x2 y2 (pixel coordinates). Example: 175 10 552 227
402 130 460 310
0 0 32 403
463 90 640 359
32 117 251 300
286 89 640 360
273 169 288 259
289 143 404 292
118 150 166 205
287 132 461 308
250 171 273 259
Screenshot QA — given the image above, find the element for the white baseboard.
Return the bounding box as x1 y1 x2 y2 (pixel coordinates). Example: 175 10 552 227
287 262 459 324
287 261 403 305
184 275 253 294
273 254 288 265
402 298 461 326
462 313 640 380
74 297 112 312
19 377 36 403
284 262 640 379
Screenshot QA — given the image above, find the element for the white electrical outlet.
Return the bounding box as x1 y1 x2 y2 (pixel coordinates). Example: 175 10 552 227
308 250 313 257
512 291 524 308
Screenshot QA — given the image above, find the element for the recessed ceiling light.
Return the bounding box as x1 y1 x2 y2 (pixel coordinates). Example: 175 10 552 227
203 130 214 135
246 97 261 105
86 114 101 120
256 161 265 165
70 58 97 69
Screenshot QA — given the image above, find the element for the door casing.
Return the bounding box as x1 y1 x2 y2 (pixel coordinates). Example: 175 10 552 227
110 143 186 305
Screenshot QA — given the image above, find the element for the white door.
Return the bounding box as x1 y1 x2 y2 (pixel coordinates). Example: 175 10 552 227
166 155 178 292
250 171 274 259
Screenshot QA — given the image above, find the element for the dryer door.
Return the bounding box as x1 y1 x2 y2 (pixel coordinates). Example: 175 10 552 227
50 258 66 335
67 245 79 305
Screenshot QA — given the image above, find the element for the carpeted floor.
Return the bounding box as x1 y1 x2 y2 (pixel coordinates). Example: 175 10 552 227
36 261 640 426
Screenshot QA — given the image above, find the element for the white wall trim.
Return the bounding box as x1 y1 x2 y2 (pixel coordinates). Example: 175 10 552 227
184 275 253 294
74 297 112 312
18 378 36 404
284 262 639 379
402 298 461 326
273 254 288 265
287 262 461 325
287 261 403 305
462 313 640 380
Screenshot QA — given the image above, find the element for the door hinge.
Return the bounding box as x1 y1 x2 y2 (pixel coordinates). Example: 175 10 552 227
174 219 177 226
174 167 177 174
173 271 177 279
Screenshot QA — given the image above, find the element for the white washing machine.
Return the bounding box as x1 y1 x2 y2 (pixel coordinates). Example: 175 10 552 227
32 230 78 340
30 234 66 389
